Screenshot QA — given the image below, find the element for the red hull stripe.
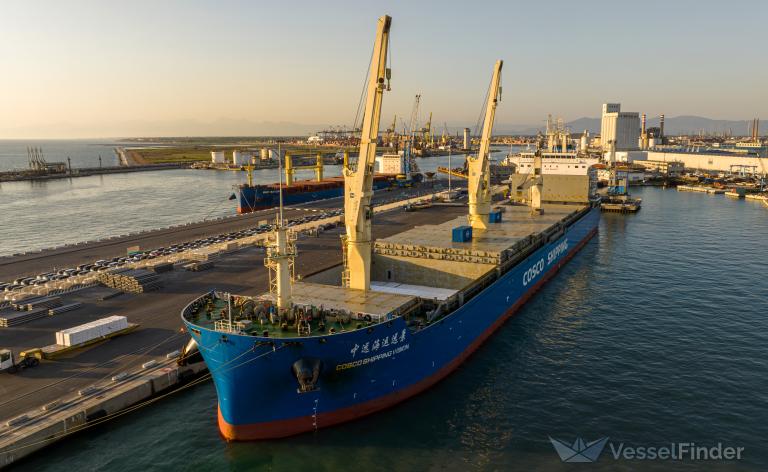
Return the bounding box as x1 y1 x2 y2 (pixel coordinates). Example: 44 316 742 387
218 227 599 440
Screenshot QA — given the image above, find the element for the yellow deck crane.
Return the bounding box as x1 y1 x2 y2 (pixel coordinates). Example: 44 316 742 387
342 14 391 291
467 60 503 231
284 152 324 186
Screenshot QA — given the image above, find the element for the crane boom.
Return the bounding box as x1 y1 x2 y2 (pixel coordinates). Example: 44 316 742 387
467 60 503 230
424 112 432 145
408 94 421 138
343 15 391 291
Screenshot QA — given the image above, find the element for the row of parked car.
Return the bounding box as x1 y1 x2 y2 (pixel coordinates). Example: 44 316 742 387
1 209 343 293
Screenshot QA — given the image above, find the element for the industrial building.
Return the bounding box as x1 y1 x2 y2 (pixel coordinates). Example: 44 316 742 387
232 150 252 166
646 150 767 175
638 113 665 149
601 103 641 151
634 159 684 177
210 151 225 164
599 146 766 176
595 166 645 184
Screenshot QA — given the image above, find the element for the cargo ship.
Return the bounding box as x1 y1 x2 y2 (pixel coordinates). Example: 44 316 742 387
236 175 392 214
181 16 601 440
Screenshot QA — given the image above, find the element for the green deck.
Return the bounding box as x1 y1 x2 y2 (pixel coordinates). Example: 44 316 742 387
185 283 419 338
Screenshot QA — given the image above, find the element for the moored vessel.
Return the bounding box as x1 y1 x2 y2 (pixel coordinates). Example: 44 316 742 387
181 15 601 440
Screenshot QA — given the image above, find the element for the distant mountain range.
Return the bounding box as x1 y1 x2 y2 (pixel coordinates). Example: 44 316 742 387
494 116 764 136
4 115 762 139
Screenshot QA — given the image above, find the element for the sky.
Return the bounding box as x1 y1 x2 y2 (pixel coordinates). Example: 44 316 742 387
1 0 766 138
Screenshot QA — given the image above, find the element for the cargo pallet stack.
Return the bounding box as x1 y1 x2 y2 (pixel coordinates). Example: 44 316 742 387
184 261 215 272
188 248 221 262
11 295 63 311
97 269 163 293
148 262 174 273
22 296 63 312
49 302 83 316
0 295 65 327
0 307 49 327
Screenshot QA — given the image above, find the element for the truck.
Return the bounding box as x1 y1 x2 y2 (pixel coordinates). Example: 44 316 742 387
0 348 40 373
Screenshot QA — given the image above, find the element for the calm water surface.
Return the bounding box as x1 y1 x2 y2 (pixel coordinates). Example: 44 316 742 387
0 141 498 257
15 187 768 471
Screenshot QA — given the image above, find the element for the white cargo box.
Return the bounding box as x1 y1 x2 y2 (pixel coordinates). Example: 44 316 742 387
56 315 130 346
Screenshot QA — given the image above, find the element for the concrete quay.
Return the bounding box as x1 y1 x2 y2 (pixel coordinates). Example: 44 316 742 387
0 357 207 468
0 163 188 183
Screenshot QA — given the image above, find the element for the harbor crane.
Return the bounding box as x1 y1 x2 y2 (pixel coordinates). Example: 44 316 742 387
400 94 422 178
342 14 391 291
467 60 503 231
422 112 433 147
441 122 450 147
408 94 421 142
386 115 398 147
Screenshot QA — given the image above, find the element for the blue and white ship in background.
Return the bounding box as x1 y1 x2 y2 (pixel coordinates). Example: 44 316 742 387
181 15 601 440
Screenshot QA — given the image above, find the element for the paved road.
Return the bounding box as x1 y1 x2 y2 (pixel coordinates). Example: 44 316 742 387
0 203 467 421
0 183 457 281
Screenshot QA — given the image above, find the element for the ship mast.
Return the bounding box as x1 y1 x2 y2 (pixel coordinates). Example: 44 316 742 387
265 142 296 310
467 60 503 231
342 15 392 291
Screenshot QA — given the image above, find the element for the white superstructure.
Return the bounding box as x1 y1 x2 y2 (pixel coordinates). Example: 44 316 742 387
506 151 598 204
375 152 405 175
505 151 599 176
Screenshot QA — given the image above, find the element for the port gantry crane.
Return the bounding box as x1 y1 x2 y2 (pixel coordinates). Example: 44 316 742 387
441 122 450 147
422 112 433 148
467 60 503 231
342 14 391 291
408 94 421 146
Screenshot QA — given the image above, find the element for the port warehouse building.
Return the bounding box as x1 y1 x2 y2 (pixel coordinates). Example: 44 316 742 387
606 149 767 174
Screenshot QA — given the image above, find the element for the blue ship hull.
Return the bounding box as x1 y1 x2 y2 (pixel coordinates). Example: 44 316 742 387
183 206 600 440
237 179 391 213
